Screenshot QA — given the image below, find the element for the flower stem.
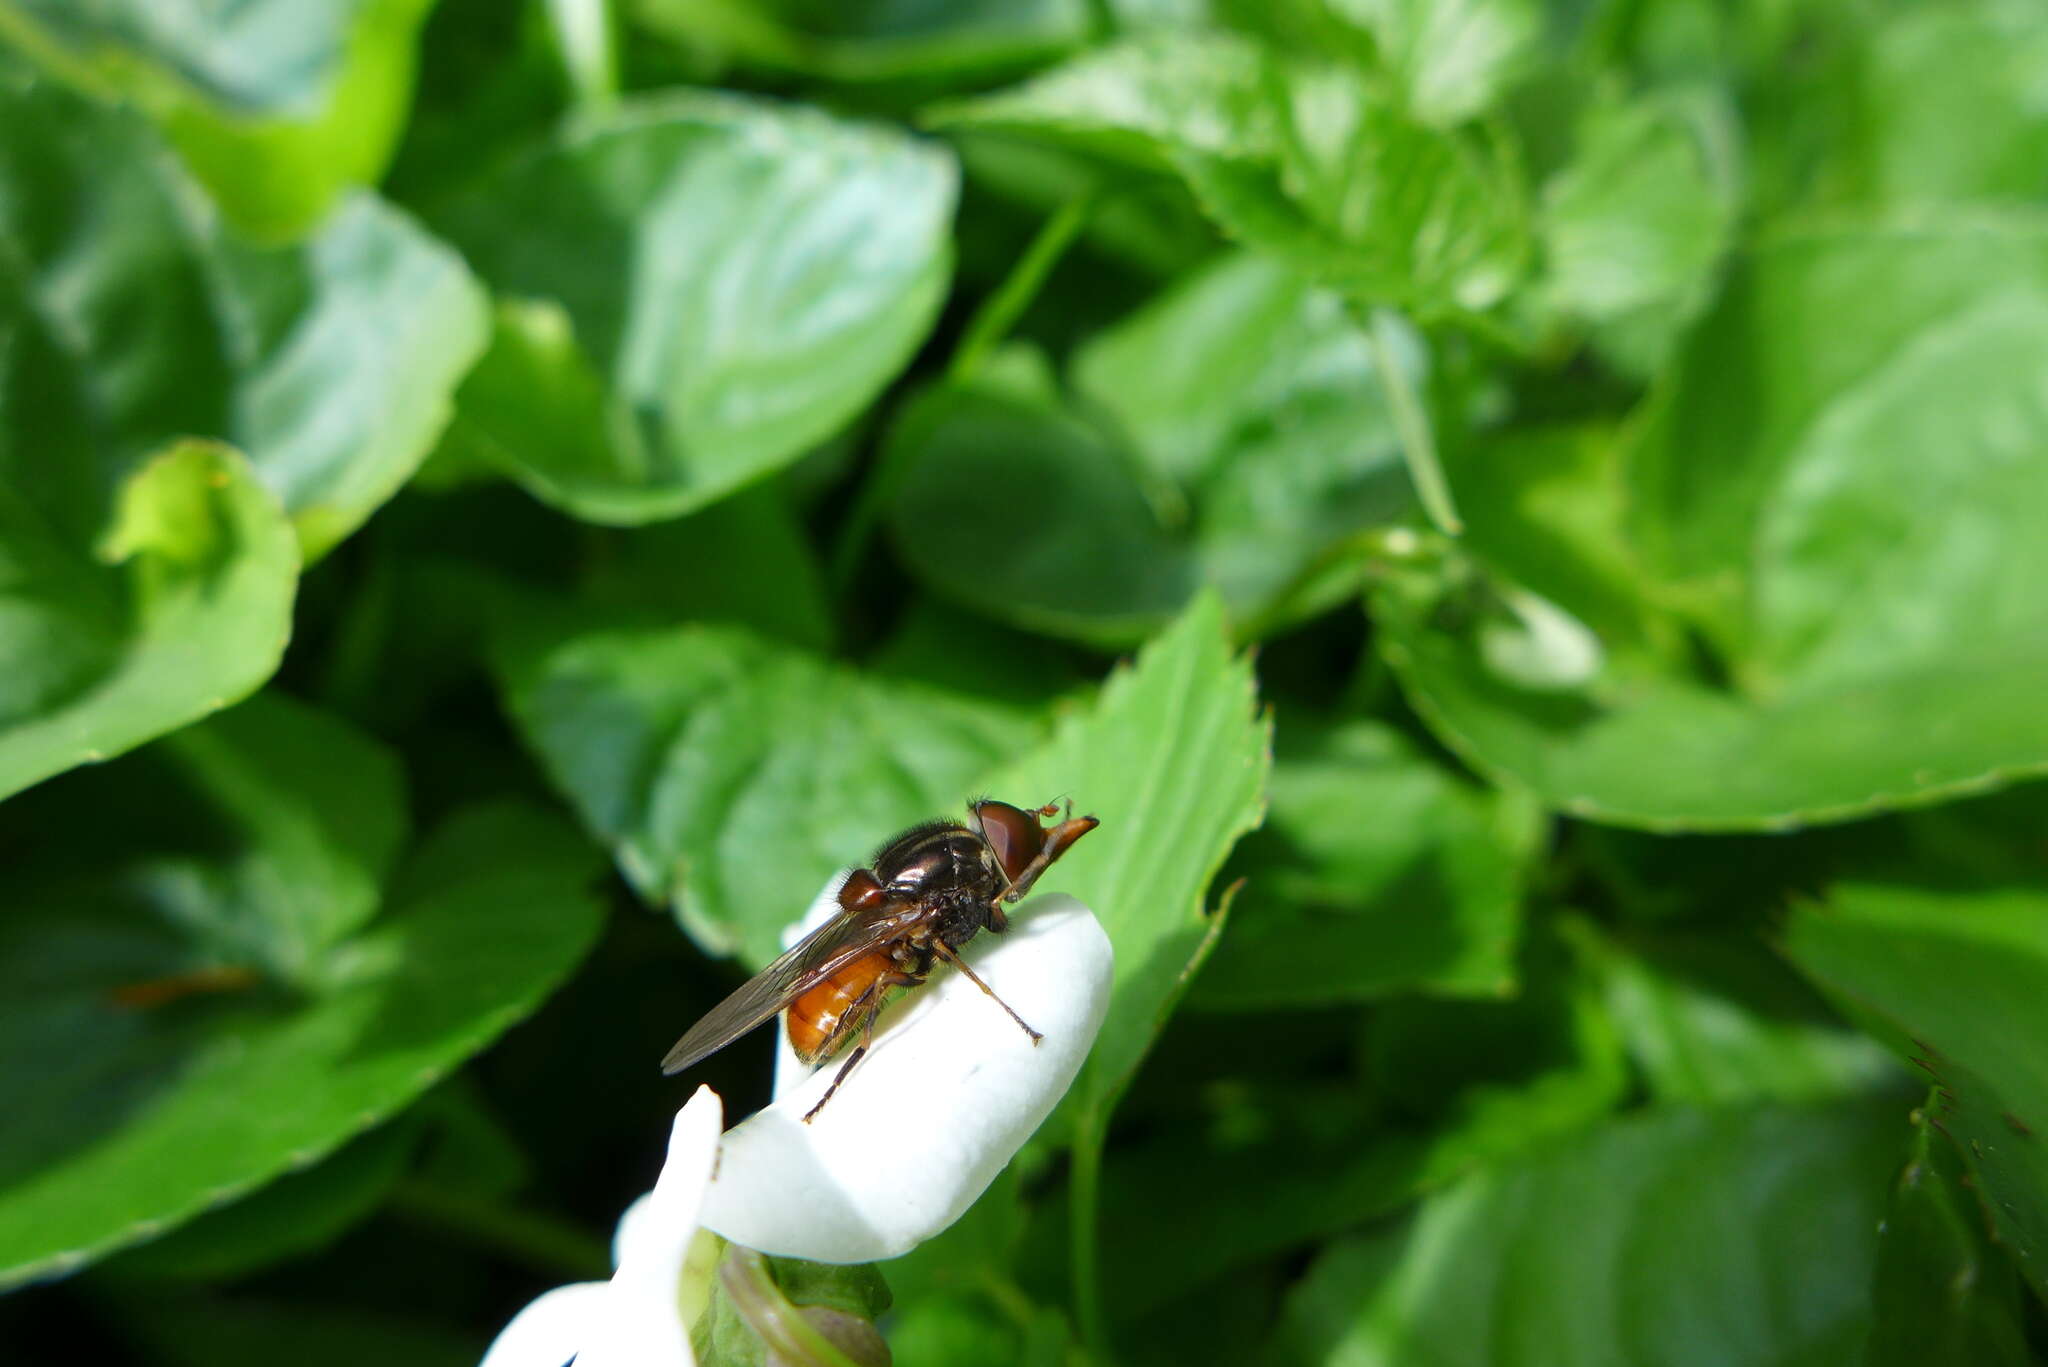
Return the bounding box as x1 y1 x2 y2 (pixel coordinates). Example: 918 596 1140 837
1068 1104 1109 1360
721 1246 865 1367
947 192 1098 385
830 192 1097 600
387 1180 611 1282
1363 307 1463 537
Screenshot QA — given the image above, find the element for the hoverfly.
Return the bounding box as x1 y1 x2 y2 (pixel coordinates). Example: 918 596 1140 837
660 798 1099 1122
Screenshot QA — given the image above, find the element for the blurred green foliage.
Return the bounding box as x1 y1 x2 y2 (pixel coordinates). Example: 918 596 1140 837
2 0 2046 1362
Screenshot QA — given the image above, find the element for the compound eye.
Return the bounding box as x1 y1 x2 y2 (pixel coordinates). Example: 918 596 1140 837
972 800 1044 885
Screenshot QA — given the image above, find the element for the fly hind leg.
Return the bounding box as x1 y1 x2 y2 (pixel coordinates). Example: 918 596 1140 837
802 971 919 1123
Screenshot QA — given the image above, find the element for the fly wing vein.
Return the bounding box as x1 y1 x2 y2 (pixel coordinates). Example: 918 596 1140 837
658 899 921 1075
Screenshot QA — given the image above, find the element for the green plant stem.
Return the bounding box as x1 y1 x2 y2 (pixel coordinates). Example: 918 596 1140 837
1069 1104 1109 1362
721 1246 865 1367
947 192 1098 384
388 1180 611 1281
829 193 1097 601
1364 308 1463 537
544 0 619 109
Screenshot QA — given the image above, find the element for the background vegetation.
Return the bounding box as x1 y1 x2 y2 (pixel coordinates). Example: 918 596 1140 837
2 0 2046 1362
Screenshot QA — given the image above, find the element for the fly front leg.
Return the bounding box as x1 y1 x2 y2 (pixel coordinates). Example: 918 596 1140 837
999 799 1100 904
931 939 1042 1045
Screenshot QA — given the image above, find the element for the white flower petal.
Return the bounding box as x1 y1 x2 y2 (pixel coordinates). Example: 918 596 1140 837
698 891 1112 1263
578 1085 724 1367
480 1281 610 1367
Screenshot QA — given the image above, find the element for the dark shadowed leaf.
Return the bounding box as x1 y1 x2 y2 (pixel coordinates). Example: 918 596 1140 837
1863 1101 2034 1366
633 0 1089 83
1058 947 1625 1318
1193 717 1541 1008
1783 878 2048 1303
0 793 603 1289
1569 920 1901 1105
884 259 1422 646
1270 1101 1898 1366
100 1118 421 1282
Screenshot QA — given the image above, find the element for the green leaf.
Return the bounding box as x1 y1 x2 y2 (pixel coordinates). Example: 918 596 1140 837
11 690 412 986
1631 217 2048 664
633 0 1089 83
1072 946 1626 1317
432 91 956 525
1175 66 1529 316
498 621 1041 966
696 1245 893 1367
1327 0 1540 125
0 0 437 240
0 442 298 802
1538 89 1736 374
1270 1101 1899 1366
884 260 1425 646
925 31 1283 171
1192 717 1541 1009
579 484 835 654
936 35 1530 315
880 381 1199 648
1845 2 2048 209
1380 219 2048 828
0 74 489 560
1568 920 1901 1106
101 1118 420 1282
984 592 1271 1115
1782 878 2048 1304
0 798 603 1289
1864 1101 2034 1366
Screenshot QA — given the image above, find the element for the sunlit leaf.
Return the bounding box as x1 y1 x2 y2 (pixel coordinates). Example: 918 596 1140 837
1538 89 1736 374
936 34 1530 315
1844 1 2048 208
0 74 488 561
498 621 1042 966
1381 219 2048 827
0 443 297 802
0 0 437 239
433 91 955 525
1327 0 1540 125
985 592 1271 1114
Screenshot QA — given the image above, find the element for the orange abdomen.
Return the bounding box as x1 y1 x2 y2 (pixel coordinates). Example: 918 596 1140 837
787 953 894 1062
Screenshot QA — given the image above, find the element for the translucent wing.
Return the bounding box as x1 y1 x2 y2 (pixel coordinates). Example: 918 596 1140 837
659 897 925 1075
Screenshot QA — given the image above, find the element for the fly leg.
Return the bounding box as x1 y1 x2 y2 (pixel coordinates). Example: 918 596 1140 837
999 799 1100 904
802 971 918 1123
931 940 1042 1045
